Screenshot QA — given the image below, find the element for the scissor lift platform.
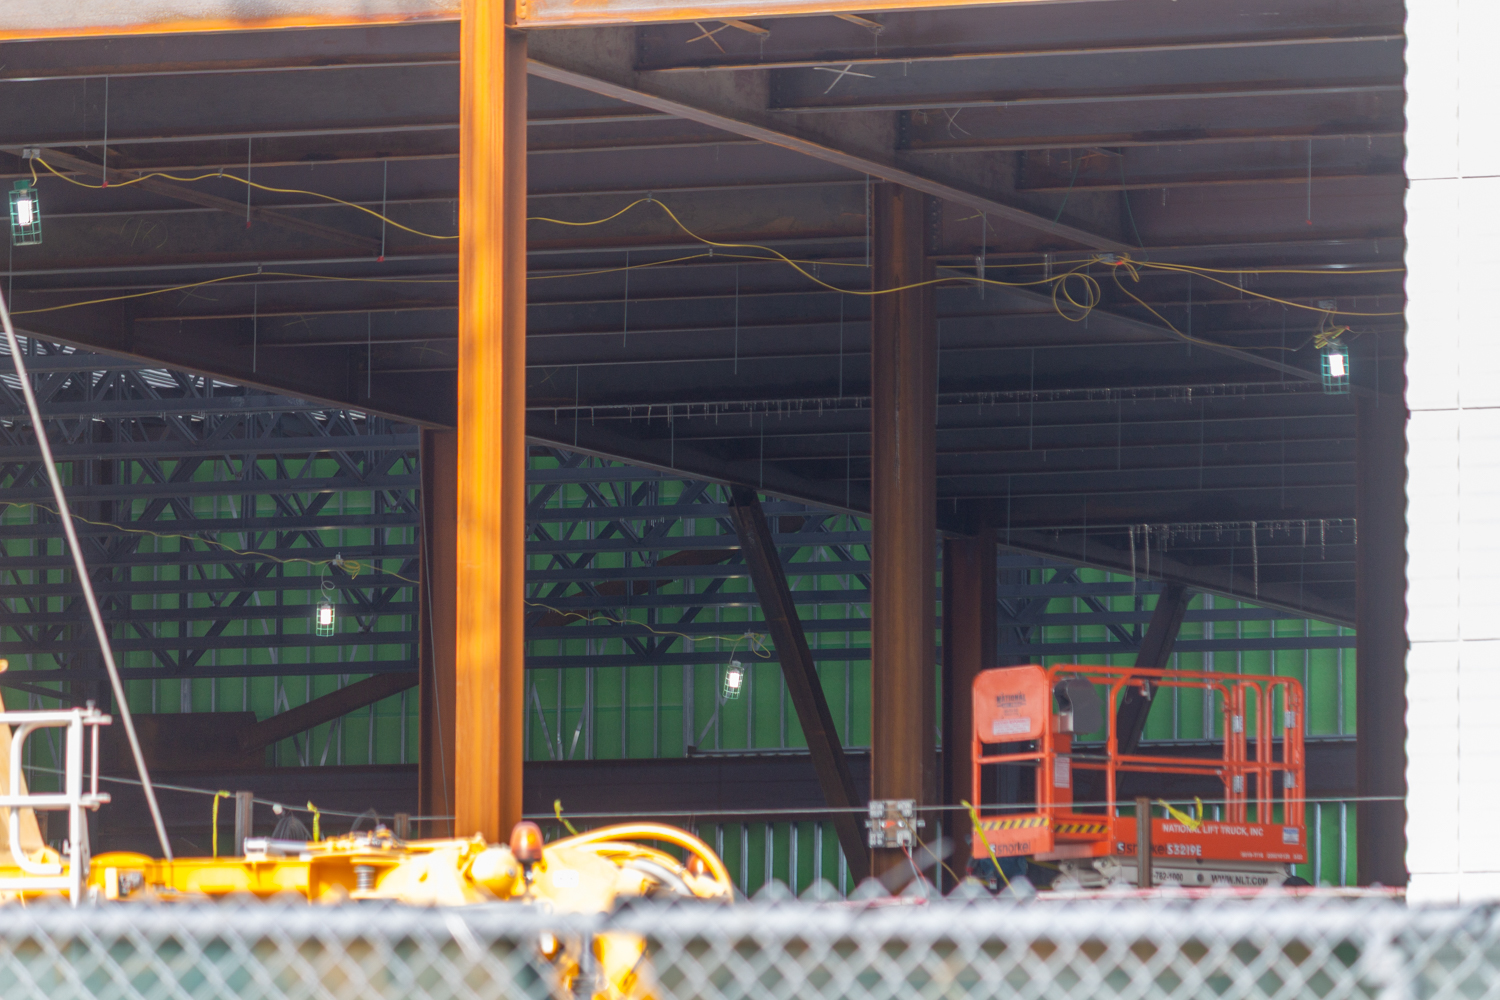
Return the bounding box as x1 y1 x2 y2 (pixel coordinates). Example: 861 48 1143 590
972 664 1306 888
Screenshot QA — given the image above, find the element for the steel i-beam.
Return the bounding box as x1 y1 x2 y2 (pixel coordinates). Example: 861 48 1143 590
729 485 870 883
454 0 527 843
941 530 996 877
420 429 459 838
869 183 938 878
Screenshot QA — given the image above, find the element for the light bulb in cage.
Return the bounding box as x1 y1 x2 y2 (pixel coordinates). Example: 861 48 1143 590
1321 342 1350 395
9 181 40 246
1314 303 1350 396
722 660 744 700
315 579 336 637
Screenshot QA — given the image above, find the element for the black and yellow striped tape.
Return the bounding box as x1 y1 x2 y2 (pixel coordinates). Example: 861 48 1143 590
979 817 1110 835
1054 821 1109 835
980 817 1049 832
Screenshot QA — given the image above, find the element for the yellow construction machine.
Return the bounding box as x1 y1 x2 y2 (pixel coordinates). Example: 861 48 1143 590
88 820 734 1000
85 819 733 908
0 683 734 999
1 820 725 1000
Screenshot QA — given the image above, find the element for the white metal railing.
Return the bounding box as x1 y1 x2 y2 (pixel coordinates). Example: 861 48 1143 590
0 706 111 904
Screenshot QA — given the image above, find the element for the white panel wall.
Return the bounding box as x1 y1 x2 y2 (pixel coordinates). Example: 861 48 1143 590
1406 0 1500 902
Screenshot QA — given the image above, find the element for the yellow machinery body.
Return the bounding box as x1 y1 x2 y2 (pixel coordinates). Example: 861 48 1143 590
0 684 737 999
1 821 734 1000
77 822 732 907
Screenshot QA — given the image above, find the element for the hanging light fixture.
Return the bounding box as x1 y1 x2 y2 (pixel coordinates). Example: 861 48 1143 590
9 180 40 246
721 660 744 700
1321 341 1350 394
315 579 337 637
1314 303 1350 395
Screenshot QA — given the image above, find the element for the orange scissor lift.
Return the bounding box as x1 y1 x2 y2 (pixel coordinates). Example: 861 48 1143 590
972 663 1306 888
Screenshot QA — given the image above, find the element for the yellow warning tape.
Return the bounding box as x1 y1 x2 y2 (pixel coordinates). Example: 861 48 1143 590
976 816 1111 835
211 790 231 858
1157 797 1205 831
961 800 1011 888
980 817 1049 831
1054 821 1109 836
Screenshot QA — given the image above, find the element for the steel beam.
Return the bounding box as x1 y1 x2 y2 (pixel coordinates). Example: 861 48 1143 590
522 633 1358 670
1016 140 1405 194
0 663 417 689
642 34 1404 73
525 408 877 521
940 529 995 874
14 317 455 429
522 0 1041 27
992 527 1354 627
0 476 416 503
419 429 459 838
1114 582 1191 754
633 2 1404 72
901 90 1404 153
0 625 1357 679
239 671 419 754
525 33 1132 253
453 0 527 843
0 65 460 148
1134 583 1191 668
0 438 418 463
868 182 938 876
0 2 459 40
767 41 1399 113
0 0 1090 36
0 601 417 628
0 20 460 81
728 484 868 883
0 576 416 600
1356 392 1406 886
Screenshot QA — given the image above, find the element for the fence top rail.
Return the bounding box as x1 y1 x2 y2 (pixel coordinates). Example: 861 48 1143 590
0 895 1441 938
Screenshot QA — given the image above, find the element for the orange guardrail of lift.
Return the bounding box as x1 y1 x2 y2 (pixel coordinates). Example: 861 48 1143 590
971 664 1306 869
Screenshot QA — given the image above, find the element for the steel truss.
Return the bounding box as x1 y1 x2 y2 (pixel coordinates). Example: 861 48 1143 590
0 358 1352 756
524 449 1355 761
0 340 419 704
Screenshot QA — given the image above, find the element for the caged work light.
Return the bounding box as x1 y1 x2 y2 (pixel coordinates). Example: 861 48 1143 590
1321 340 1350 395
9 181 40 246
722 660 744 700
1315 302 1350 395
315 579 337 637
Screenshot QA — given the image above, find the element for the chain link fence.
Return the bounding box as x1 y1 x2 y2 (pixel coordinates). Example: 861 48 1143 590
0 894 1490 1000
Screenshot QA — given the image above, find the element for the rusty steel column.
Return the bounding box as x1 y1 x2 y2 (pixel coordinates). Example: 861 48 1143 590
1356 392 1407 886
419 430 458 837
941 530 996 875
455 0 527 843
869 183 938 877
